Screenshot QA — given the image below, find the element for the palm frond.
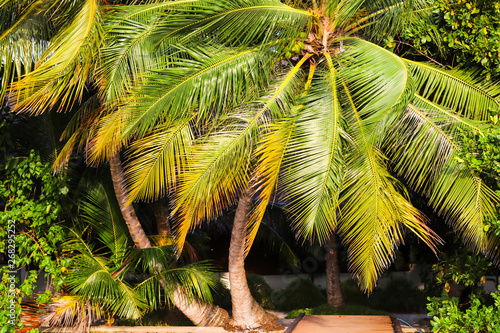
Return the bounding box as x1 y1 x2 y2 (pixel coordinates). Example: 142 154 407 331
384 96 487 195
429 160 500 252
339 147 439 292
269 59 344 245
346 0 431 40
9 0 103 114
337 38 411 137
79 181 131 261
151 0 312 48
404 60 500 120
173 61 307 251
124 117 194 203
114 45 272 146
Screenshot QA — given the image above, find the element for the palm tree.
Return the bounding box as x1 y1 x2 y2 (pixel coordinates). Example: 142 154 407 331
1 0 232 327
5 0 500 330
41 180 218 332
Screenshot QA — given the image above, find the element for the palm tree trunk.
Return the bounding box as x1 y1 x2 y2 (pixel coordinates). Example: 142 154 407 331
326 232 345 308
152 200 172 236
109 153 230 327
228 187 279 329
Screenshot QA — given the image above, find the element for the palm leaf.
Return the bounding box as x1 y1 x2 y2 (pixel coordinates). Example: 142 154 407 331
9 0 103 114
429 160 500 252
173 61 307 250
384 96 487 195
339 146 439 292
124 117 194 203
151 0 312 48
337 38 411 137
404 60 500 120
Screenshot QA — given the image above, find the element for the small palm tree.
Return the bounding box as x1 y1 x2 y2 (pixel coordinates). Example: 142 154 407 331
42 181 217 332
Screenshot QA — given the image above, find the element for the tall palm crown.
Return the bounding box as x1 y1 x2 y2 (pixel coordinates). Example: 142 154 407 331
4 0 500 292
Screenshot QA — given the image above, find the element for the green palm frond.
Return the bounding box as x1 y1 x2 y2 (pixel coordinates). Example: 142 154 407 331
173 61 307 250
116 45 274 144
128 245 216 309
10 0 103 114
65 229 147 320
337 38 411 136
124 117 194 203
151 0 312 48
79 181 131 261
429 161 500 252
346 0 431 39
273 61 344 245
99 1 199 104
339 146 439 292
384 97 487 194
405 60 500 120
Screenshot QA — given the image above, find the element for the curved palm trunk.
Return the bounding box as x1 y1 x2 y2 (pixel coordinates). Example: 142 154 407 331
109 153 230 327
228 187 280 329
152 201 172 236
326 232 345 308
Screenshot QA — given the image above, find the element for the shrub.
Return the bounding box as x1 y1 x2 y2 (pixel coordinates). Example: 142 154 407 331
286 304 387 319
246 274 275 309
368 277 427 313
275 278 326 311
341 278 369 305
427 290 500 333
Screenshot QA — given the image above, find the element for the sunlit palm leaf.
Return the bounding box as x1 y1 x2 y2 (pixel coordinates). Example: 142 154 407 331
110 46 273 152
339 146 438 292
151 0 312 48
337 38 411 136
275 57 344 245
173 62 306 250
10 0 103 114
429 160 500 252
405 60 500 120
124 117 194 203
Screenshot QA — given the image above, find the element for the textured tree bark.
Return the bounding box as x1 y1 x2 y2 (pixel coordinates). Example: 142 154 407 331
228 187 279 329
109 153 230 327
326 232 345 308
152 200 171 236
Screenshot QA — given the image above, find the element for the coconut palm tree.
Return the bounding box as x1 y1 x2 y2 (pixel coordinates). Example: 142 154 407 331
91 0 500 327
5 0 500 330
1 0 232 327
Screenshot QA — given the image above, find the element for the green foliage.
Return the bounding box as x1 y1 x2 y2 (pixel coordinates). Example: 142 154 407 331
427 289 500 332
0 150 69 332
433 252 492 289
286 304 387 319
342 277 428 313
369 277 428 313
246 274 275 309
275 278 326 311
403 0 500 79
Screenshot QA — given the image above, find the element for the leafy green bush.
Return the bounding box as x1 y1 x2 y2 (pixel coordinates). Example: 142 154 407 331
427 290 500 332
247 274 275 309
368 277 428 313
275 278 326 311
286 304 387 319
341 278 369 305
402 0 500 79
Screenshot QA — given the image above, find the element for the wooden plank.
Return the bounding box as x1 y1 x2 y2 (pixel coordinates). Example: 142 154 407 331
292 315 394 333
40 327 227 333
283 312 305 333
